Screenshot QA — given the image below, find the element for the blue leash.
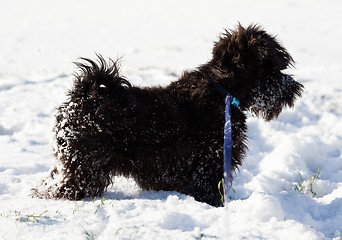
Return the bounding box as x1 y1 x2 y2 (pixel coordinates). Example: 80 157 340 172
223 94 240 203
207 79 240 204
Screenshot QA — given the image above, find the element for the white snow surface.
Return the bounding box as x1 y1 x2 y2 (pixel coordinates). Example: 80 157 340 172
1 0 342 239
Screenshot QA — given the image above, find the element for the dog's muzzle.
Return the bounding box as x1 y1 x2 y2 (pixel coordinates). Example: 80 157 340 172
282 74 295 86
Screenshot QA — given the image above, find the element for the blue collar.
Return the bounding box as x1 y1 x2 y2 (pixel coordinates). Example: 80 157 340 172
207 79 240 108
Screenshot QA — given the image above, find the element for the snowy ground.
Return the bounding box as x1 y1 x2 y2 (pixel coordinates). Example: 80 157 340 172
1 0 342 239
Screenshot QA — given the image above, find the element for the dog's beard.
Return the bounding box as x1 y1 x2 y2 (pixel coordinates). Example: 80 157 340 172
249 74 303 121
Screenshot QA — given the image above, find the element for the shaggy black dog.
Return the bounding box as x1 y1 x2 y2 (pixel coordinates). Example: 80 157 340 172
34 24 303 206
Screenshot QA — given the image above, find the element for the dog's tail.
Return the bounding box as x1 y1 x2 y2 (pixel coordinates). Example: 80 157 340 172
72 54 131 97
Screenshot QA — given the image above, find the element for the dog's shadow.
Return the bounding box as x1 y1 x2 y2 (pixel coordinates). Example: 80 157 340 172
102 189 189 203
98 176 191 203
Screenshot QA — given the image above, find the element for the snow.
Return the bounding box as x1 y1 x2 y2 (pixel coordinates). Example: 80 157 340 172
1 0 342 239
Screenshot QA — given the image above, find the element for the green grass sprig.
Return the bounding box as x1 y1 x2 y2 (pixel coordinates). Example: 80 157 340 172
218 178 237 206
294 169 321 197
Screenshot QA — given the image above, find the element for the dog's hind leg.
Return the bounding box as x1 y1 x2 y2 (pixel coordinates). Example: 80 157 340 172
34 143 114 200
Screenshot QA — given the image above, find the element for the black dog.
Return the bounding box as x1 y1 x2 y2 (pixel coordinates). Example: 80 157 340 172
34 24 303 206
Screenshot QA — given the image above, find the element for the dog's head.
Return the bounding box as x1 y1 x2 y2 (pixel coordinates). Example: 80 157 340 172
211 24 304 120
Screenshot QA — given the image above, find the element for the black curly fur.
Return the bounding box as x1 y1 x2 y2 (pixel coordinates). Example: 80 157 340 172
34 24 303 206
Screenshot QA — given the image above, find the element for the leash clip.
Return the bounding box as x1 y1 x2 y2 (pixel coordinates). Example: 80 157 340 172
224 95 240 108
230 97 240 108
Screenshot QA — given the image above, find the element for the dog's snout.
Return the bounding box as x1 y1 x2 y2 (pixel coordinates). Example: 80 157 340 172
282 74 295 84
282 74 292 81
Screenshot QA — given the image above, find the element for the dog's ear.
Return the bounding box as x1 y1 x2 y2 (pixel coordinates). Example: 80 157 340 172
211 24 293 72
244 25 294 71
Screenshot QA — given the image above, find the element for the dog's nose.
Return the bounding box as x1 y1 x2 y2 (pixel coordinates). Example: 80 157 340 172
282 74 295 84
